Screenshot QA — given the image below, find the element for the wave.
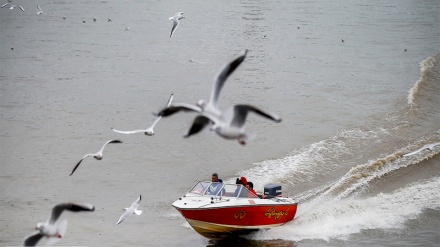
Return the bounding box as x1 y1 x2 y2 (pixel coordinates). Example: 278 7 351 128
237 116 440 241
251 177 440 241
236 54 440 241
407 54 439 105
238 125 440 200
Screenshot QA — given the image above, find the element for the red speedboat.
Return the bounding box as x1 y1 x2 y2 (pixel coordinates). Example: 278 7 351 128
172 181 298 239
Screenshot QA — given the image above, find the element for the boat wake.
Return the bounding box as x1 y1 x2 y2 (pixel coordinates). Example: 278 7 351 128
251 177 440 241
238 53 440 242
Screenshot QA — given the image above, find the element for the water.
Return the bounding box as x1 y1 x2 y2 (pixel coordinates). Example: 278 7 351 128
1 0 439 246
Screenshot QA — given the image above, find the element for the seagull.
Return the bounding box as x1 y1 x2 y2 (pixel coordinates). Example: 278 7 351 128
116 195 142 225
23 202 95 247
153 50 281 144
36 5 45 15
155 49 248 126
169 12 184 38
1 3 25 11
70 139 123 176
155 50 249 137
182 104 281 145
112 93 174 136
403 142 440 157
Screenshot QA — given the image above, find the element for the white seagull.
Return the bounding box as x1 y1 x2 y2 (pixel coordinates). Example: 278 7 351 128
1 3 25 11
154 50 248 136
70 139 123 176
116 195 142 225
112 94 174 136
23 202 95 247
403 142 440 157
169 12 184 38
154 49 281 144
36 5 45 15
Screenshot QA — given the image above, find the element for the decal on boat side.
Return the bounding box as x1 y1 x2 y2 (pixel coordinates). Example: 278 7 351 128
234 210 246 220
264 207 289 221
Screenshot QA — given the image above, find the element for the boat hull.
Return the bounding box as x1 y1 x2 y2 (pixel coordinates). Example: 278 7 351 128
174 203 297 239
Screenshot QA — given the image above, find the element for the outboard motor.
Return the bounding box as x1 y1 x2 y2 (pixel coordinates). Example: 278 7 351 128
264 184 282 198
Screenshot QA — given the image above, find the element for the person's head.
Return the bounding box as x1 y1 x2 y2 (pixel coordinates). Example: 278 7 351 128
212 173 219 182
247 182 254 189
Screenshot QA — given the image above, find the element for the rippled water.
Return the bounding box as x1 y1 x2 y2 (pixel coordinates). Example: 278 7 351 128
1 0 439 246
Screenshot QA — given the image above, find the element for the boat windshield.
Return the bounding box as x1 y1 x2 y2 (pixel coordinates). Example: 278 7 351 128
189 181 211 194
189 181 258 198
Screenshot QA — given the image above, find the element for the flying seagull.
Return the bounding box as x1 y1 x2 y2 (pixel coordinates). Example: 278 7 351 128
23 202 95 247
169 12 184 38
70 139 123 176
112 93 174 136
154 49 248 136
116 195 142 225
154 50 281 144
36 5 45 15
1 3 25 11
403 142 440 157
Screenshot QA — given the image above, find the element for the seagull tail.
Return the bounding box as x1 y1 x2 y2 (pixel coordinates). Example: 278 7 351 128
45 219 67 245
45 237 62 246
58 219 68 237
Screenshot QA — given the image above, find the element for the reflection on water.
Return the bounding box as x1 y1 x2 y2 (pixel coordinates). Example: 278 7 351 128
207 237 297 247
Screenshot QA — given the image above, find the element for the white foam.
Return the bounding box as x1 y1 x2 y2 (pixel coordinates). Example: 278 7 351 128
407 55 437 105
236 127 390 192
251 177 440 241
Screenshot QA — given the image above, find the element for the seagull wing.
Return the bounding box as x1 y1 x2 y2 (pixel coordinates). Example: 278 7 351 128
37 5 42 11
23 232 44 247
111 128 146 135
403 142 440 157
148 116 162 129
1 3 11 8
154 103 201 117
49 202 94 224
426 142 440 150
70 154 93 176
146 93 174 130
209 49 248 107
130 195 142 210
116 210 131 225
403 146 429 157
18 5 24 11
231 104 281 127
184 115 212 138
165 93 174 107
170 17 179 37
99 139 123 153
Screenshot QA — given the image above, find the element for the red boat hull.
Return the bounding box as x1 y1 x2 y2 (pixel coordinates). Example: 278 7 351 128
174 203 297 239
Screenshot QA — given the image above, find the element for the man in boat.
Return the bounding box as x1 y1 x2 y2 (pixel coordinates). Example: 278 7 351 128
208 173 223 195
247 181 258 196
211 173 223 183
